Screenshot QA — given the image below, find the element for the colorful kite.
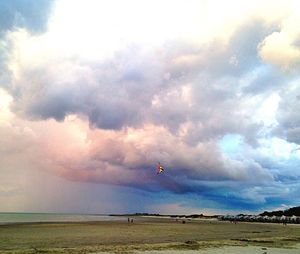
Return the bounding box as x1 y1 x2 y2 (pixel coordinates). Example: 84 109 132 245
156 162 164 174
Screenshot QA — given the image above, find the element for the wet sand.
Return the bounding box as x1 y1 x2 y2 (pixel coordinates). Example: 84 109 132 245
0 217 299 253
136 244 300 254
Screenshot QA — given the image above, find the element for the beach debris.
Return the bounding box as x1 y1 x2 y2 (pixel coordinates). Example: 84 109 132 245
32 247 47 253
185 240 198 245
156 162 164 174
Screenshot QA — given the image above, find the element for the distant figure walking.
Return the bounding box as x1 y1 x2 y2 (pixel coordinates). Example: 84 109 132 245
128 218 130 223
131 219 134 223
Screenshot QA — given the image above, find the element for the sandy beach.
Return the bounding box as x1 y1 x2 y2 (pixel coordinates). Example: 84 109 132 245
0 217 299 253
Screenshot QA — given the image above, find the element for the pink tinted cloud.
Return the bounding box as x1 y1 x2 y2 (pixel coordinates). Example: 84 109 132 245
36 119 272 193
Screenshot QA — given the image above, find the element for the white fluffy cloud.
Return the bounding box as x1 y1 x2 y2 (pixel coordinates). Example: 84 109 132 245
258 2 300 71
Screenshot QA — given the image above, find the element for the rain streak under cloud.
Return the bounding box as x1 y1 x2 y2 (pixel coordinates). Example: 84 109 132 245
1 0 300 214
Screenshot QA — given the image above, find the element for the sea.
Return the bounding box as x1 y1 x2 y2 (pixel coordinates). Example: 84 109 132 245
0 212 126 225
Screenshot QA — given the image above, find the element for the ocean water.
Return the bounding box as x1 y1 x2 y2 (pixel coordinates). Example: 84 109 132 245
0 212 126 224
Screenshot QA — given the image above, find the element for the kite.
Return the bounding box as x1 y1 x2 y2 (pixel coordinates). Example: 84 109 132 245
156 162 164 174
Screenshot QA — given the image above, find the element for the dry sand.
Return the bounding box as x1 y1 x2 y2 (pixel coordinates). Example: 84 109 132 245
0 217 299 253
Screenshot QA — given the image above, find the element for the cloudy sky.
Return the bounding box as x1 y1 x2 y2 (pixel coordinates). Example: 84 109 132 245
1 0 300 215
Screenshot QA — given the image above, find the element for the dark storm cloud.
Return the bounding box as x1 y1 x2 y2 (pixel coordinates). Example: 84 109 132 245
2 19 282 201
5 21 277 136
9 46 165 129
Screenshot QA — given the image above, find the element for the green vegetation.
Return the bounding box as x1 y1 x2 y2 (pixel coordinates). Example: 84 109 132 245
260 206 300 217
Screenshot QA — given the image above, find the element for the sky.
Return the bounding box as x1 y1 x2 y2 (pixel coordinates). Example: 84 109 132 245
0 0 300 215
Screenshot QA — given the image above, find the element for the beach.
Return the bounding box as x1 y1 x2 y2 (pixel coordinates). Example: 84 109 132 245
0 217 300 253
